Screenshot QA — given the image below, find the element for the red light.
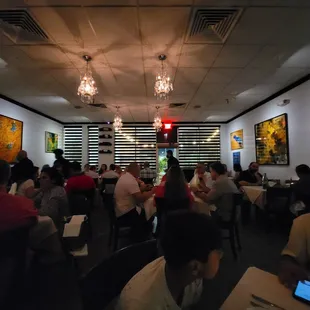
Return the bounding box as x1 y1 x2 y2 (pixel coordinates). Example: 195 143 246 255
164 123 172 130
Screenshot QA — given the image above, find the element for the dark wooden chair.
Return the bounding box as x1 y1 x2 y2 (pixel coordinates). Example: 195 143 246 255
141 178 154 185
102 193 131 251
0 222 35 309
154 197 190 236
218 193 243 260
101 177 118 195
264 186 293 231
80 239 158 310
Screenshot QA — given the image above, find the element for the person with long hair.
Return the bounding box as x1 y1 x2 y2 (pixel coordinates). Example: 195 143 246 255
155 166 193 204
33 167 69 229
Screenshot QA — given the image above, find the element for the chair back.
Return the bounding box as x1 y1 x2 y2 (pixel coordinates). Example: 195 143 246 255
141 178 154 185
68 188 96 215
101 177 118 195
0 223 34 307
80 239 158 310
102 193 117 224
266 187 292 212
154 197 190 235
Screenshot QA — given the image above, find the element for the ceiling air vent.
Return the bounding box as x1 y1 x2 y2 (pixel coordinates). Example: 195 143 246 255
0 9 49 44
88 103 107 108
185 8 242 44
169 103 186 108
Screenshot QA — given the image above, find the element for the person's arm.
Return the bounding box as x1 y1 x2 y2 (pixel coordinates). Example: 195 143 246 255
132 186 156 203
195 186 220 203
279 217 309 288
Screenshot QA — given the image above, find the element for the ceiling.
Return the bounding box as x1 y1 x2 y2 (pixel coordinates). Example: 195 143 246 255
0 0 310 123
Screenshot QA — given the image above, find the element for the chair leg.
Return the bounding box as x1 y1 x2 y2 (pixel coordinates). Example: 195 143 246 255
235 224 242 251
229 228 238 260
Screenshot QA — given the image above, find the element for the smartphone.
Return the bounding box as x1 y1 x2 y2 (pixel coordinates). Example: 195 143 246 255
293 280 310 305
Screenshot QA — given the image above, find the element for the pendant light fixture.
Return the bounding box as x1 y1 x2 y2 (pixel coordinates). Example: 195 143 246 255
153 106 163 132
113 106 123 132
154 54 173 100
77 55 98 104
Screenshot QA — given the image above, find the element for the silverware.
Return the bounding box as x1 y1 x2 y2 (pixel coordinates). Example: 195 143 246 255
250 301 267 309
252 294 286 310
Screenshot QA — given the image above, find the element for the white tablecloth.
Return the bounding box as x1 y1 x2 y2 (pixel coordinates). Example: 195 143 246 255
29 215 57 246
221 267 309 310
242 186 267 210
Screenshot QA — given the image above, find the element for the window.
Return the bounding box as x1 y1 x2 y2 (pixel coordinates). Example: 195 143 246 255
114 126 156 170
63 126 83 163
88 126 99 166
178 126 221 167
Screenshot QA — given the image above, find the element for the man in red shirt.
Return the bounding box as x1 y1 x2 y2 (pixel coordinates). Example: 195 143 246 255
65 161 96 193
0 160 38 232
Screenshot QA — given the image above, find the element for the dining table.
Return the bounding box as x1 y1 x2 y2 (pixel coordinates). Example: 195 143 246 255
242 186 267 210
221 267 309 310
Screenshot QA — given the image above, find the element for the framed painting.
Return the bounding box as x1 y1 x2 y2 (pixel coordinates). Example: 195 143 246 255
230 129 244 150
233 152 241 165
0 114 23 163
254 113 289 165
45 131 59 153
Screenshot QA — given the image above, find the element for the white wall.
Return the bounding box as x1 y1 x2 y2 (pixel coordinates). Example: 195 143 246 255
225 80 310 181
0 98 63 168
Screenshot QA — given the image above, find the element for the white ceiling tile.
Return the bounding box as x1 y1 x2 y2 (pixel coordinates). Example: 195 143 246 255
86 7 140 45
174 68 208 86
139 0 192 3
233 67 275 84
224 83 256 96
142 45 181 68
139 7 190 45
179 44 222 68
193 0 248 5
265 68 308 84
18 45 72 68
282 45 310 68
213 45 261 68
25 0 136 5
203 68 241 84
104 45 143 68
249 0 310 6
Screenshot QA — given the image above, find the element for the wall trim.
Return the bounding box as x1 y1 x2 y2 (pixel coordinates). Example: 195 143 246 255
63 122 225 125
226 73 310 124
0 94 64 124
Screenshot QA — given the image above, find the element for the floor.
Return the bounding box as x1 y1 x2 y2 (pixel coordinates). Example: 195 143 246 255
25 205 289 310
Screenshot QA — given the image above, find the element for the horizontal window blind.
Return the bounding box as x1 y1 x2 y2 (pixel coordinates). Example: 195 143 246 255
114 127 156 170
178 126 221 167
63 126 83 163
88 126 99 166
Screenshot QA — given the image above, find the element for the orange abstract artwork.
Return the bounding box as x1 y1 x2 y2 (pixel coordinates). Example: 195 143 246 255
0 115 23 163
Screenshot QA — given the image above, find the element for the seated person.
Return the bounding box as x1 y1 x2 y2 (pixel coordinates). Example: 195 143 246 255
65 161 96 193
102 164 119 194
190 162 213 194
237 162 262 186
196 162 239 220
155 166 193 205
0 160 38 232
116 211 222 310
279 213 310 288
140 161 157 183
292 164 310 209
34 167 69 229
98 164 107 175
114 163 156 239
233 163 243 181
115 165 124 176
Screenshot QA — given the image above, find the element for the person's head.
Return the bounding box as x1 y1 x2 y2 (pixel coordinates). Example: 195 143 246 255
70 161 82 175
249 162 259 173
143 161 150 169
165 166 187 199
127 162 140 178
40 167 64 191
166 150 173 159
115 165 122 174
233 163 242 172
0 159 11 188
53 148 64 160
110 164 116 171
90 165 96 172
196 162 206 175
160 211 222 281
84 164 90 172
42 164 50 170
101 164 107 171
210 162 226 180
16 150 27 162
296 164 310 178
33 166 39 180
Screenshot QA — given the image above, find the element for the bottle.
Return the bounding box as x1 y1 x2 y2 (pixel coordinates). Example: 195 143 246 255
262 173 269 189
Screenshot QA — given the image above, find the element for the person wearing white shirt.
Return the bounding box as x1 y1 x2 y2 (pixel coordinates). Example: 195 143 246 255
114 162 156 240
190 163 213 193
116 211 222 310
102 164 119 179
84 164 99 179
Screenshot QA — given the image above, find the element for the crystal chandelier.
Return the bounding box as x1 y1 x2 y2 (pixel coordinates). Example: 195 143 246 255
153 106 162 132
113 106 123 132
154 54 173 100
77 55 98 104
